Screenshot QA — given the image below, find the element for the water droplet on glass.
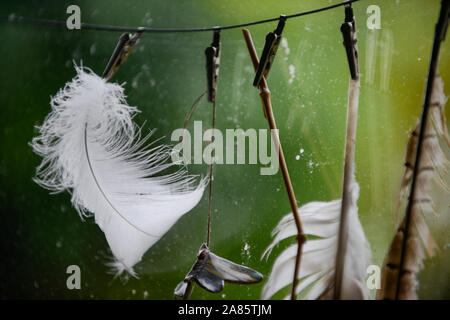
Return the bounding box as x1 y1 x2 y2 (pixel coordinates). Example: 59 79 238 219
90 44 96 56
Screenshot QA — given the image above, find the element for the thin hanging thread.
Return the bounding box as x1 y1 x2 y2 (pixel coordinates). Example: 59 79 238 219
1 0 361 34
206 100 216 247
182 91 207 134
180 92 214 246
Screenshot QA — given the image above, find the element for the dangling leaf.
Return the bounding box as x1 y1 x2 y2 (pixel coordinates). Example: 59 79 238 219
174 243 263 299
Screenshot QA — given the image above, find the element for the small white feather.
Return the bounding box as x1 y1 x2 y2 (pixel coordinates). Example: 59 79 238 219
31 66 206 275
262 181 371 300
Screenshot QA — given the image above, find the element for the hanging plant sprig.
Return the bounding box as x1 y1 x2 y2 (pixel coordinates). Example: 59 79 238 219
30 30 206 277
256 5 371 300
174 30 263 299
378 0 449 300
242 16 307 300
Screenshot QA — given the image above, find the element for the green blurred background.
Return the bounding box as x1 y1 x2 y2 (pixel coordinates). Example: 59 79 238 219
0 0 449 299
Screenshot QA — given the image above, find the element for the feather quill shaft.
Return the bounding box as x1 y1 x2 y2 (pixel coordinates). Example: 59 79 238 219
31 66 205 275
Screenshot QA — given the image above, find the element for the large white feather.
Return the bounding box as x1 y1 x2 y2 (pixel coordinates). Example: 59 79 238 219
261 180 371 300
31 66 206 276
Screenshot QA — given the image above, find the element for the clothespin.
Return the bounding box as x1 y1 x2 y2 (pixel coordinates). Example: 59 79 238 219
340 5 359 80
205 29 221 103
102 28 144 80
253 15 287 87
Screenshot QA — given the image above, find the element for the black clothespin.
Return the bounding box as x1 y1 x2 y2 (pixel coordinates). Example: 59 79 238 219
102 28 144 80
205 29 221 103
340 5 359 80
253 15 287 87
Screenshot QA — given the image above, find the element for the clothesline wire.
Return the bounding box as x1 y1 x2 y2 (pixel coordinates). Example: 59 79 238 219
0 0 361 34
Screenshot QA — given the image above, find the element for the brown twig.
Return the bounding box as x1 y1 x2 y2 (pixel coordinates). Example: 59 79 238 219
242 28 306 300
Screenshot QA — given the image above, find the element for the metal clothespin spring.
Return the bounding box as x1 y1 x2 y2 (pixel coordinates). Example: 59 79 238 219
253 15 287 87
102 28 144 81
205 29 221 103
340 5 359 80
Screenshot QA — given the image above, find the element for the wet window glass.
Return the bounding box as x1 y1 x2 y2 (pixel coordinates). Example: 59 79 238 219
0 0 448 299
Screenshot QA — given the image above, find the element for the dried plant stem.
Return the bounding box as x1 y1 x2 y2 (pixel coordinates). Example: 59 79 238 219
242 28 306 300
183 91 207 133
333 78 360 299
